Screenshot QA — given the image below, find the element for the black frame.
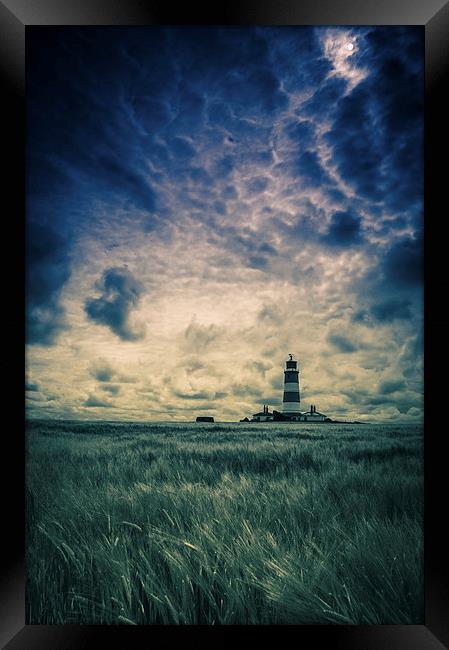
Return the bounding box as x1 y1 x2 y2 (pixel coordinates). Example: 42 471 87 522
2 0 448 648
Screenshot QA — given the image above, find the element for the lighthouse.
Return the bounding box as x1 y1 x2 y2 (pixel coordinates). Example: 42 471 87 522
282 354 301 415
245 354 331 423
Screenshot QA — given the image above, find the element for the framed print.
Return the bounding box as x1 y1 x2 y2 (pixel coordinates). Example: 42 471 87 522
1 0 448 648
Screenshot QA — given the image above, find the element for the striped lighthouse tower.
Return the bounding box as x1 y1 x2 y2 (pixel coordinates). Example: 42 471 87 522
282 354 301 415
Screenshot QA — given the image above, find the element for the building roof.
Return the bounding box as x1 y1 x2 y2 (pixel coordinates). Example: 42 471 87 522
252 411 273 416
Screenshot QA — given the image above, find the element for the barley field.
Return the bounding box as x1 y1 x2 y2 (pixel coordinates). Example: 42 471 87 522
25 420 423 625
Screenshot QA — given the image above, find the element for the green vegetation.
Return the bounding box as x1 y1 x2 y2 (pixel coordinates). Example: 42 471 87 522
26 420 423 624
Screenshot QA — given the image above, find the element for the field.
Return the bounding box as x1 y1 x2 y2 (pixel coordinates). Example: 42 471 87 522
25 420 423 625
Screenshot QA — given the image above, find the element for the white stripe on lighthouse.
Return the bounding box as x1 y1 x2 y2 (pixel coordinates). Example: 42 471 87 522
283 382 299 392
283 402 301 413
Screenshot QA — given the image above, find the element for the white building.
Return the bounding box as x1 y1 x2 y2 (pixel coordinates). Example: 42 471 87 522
301 405 326 422
251 405 274 422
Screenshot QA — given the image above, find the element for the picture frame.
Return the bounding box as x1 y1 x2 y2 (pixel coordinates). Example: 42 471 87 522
1 0 448 647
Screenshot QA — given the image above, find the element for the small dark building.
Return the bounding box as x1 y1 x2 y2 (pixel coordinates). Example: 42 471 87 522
196 416 214 422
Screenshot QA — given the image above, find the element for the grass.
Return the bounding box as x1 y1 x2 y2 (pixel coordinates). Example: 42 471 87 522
25 420 423 624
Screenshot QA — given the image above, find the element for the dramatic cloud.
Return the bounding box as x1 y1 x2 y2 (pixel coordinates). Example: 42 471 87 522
327 333 359 354
85 267 145 341
383 237 423 288
370 299 412 323
89 358 116 382
26 26 423 422
321 29 369 91
321 211 363 247
84 394 113 408
324 27 423 220
182 321 224 353
378 379 406 395
26 222 70 345
102 384 121 396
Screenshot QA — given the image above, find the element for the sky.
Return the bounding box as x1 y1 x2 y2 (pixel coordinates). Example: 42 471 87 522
26 26 424 422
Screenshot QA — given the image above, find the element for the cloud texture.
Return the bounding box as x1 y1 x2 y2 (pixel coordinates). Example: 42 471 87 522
26 26 423 422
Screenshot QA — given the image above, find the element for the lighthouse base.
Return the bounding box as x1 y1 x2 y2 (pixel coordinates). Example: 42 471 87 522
273 410 302 421
272 410 330 422
282 405 301 414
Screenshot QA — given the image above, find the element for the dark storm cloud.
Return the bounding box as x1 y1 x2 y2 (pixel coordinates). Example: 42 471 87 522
222 186 238 200
27 26 423 241
87 151 158 213
130 96 172 131
266 27 331 95
352 234 422 330
325 88 384 201
84 394 113 408
327 333 358 353
89 359 116 382
259 243 277 256
246 176 270 195
170 83 206 132
270 203 327 248
85 268 145 341
352 299 413 325
26 222 70 345
285 119 316 149
378 379 405 395
383 237 423 288
27 30 176 350
271 204 364 271
294 150 331 188
248 256 270 271
399 330 423 383
321 211 363 247
168 27 289 115
168 136 196 161
211 155 236 179
27 24 424 425
28 27 422 282
342 384 421 415
324 27 423 221
213 201 227 215
28 30 161 215
173 390 211 401
223 67 288 114
102 384 121 396
370 299 412 323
